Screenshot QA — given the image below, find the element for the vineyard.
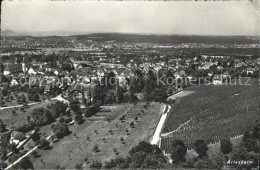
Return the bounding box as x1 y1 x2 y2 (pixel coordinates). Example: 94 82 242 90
161 79 259 154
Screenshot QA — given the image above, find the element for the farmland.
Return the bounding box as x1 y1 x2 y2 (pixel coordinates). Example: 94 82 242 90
161 78 259 154
29 102 165 169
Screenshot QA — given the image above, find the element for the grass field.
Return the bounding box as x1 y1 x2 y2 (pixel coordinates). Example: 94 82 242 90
0 100 55 131
29 102 165 169
161 78 259 154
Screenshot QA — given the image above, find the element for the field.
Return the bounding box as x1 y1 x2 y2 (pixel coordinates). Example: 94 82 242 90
29 102 165 169
0 100 55 131
161 78 259 154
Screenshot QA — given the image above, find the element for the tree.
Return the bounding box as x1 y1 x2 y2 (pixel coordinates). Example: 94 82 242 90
241 130 258 153
33 93 40 102
75 111 83 124
21 94 27 103
144 70 156 95
38 139 50 150
104 157 125 169
51 101 68 118
209 152 225 169
90 160 102 169
70 99 80 112
194 139 208 157
194 157 212 169
0 119 6 133
170 139 187 164
51 122 70 139
31 131 40 141
14 157 34 169
31 107 54 126
27 115 31 122
84 105 100 118
252 123 260 139
62 63 74 72
231 146 249 161
9 143 19 153
93 144 100 153
32 151 40 158
128 141 168 168
75 163 83 170
220 139 233 154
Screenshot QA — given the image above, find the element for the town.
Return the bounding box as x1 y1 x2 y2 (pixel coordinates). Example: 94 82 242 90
0 33 259 169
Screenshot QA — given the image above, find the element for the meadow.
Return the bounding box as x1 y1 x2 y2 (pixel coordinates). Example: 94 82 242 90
30 102 165 169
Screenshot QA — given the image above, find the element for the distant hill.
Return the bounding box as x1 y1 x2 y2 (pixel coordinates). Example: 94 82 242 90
3 32 259 45
70 33 259 45
1 29 16 36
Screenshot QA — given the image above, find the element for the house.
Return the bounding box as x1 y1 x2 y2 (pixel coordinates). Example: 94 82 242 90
44 64 54 72
174 70 186 79
3 64 23 76
222 71 230 78
213 75 222 85
10 79 19 86
28 67 36 75
246 68 255 75
10 131 25 145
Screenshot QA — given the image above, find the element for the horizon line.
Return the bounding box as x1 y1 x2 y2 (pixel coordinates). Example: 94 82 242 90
2 29 259 38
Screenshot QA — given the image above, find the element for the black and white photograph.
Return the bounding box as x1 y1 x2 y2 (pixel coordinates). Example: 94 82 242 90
0 0 259 169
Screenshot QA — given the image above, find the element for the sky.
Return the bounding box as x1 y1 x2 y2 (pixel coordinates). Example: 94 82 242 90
1 0 259 36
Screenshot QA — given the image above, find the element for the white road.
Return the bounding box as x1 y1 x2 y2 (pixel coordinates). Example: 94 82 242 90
0 94 68 111
150 105 171 145
0 102 41 110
